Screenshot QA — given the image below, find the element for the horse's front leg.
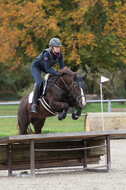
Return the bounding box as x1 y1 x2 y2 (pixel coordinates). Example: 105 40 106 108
72 107 82 120
51 101 69 121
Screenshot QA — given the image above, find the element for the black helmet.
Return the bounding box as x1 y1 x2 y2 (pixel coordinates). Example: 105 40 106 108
49 38 62 47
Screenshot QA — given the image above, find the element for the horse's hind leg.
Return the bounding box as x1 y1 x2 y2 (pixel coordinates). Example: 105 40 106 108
18 116 30 135
31 118 46 134
18 97 30 135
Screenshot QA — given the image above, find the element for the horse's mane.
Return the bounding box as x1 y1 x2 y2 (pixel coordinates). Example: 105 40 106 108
48 67 74 80
59 66 74 76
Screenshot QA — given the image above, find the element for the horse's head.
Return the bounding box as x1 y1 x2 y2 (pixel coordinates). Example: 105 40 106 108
55 67 87 120
59 67 86 108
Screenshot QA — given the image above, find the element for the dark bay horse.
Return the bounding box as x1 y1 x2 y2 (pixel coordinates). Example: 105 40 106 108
18 67 86 134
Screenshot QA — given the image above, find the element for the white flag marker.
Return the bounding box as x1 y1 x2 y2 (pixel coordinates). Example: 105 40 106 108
100 76 109 130
101 76 109 83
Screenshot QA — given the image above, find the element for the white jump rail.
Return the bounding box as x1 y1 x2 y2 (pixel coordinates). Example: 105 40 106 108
0 99 126 118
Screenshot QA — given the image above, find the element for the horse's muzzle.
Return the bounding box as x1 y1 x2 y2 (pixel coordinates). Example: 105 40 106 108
78 95 86 108
79 99 86 108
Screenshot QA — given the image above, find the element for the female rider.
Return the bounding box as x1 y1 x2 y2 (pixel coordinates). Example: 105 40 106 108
30 38 64 113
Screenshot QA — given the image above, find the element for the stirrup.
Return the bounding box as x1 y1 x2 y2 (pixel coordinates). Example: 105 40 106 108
30 104 37 113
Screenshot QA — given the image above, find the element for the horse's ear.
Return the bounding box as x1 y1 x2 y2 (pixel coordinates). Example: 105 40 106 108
81 73 87 80
73 74 77 81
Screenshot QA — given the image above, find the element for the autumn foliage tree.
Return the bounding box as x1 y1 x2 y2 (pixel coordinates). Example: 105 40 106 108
0 0 126 98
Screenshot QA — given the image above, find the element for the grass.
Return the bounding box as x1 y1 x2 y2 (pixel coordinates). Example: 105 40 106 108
0 118 18 137
0 116 84 137
0 102 126 137
0 105 18 116
42 116 84 133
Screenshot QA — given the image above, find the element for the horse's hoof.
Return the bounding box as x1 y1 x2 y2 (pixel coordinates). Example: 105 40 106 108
58 113 64 121
58 112 66 121
58 115 63 121
58 110 67 121
72 113 79 120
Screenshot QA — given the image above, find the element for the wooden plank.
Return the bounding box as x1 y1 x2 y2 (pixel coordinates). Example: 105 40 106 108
30 139 35 177
0 156 101 170
0 130 126 144
85 112 126 131
84 114 90 131
0 140 104 161
8 144 12 176
0 139 103 170
106 135 111 171
0 130 126 173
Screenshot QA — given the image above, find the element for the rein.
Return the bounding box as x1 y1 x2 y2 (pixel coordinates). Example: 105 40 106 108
47 76 68 95
48 76 85 101
60 77 85 102
48 76 73 96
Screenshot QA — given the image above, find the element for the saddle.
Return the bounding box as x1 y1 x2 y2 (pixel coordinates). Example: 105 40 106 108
29 74 50 104
29 73 56 115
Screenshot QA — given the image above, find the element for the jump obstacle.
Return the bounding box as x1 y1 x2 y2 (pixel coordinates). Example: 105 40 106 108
85 112 126 131
0 113 126 177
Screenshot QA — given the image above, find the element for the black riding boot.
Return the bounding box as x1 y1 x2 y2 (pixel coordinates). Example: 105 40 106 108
30 85 40 113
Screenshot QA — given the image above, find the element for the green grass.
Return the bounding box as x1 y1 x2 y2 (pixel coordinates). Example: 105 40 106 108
42 116 84 133
0 116 84 137
0 102 126 137
0 105 18 116
0 118 18 137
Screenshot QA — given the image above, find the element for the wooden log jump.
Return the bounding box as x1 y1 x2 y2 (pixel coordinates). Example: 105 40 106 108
0 130 126 177
85 112 126 131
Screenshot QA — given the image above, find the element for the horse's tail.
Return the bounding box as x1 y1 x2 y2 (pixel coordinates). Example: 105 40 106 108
17 123 20 134
27 125 34 134
17 94 30 134
17 124 34 134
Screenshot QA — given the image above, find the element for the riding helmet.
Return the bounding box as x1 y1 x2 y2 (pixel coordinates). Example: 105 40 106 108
49 38 62 47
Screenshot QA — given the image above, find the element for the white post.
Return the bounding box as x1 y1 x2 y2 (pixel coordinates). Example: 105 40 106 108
100 82 104 131
100 76 109 131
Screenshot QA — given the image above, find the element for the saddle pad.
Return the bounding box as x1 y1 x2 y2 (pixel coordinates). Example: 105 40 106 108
28 91 56 115
29 74 50 104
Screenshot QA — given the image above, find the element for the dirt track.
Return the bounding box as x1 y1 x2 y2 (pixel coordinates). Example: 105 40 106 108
0 139 126 190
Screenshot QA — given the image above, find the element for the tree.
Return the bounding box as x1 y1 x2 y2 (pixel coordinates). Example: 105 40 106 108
0 0 125 98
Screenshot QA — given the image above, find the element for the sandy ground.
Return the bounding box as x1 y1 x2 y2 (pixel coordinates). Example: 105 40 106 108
0 139 126 190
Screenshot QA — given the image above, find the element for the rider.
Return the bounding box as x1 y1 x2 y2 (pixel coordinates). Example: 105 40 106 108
30 38 64 113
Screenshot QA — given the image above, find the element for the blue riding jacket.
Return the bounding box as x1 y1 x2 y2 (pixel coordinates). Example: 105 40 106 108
31 48 64 87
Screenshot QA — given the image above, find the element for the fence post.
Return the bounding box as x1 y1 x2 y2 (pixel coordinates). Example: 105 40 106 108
108 100 111 112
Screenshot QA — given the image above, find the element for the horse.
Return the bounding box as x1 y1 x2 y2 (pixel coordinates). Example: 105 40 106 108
18 67 86 134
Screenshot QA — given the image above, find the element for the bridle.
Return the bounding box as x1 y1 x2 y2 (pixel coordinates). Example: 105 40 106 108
48 76 86 106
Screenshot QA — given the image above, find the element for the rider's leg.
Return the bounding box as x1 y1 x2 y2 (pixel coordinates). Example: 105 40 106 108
31 59 42 113
30 84 40 113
